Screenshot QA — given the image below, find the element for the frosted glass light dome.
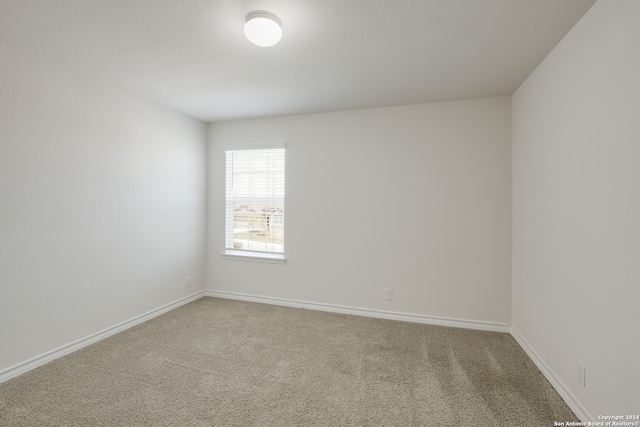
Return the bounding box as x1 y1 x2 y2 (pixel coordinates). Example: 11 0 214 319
244 11 282 47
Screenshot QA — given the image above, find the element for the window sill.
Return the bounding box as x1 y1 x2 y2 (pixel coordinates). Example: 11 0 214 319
222 250 286 264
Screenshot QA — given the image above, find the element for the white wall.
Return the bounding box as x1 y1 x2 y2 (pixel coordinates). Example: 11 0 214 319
512 0 640 418
208 97 512 325
0 41 207 373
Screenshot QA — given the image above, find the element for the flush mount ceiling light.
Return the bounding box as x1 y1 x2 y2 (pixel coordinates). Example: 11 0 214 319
244 11 282 47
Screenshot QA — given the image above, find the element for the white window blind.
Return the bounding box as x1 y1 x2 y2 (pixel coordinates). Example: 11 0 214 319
225 147 285 257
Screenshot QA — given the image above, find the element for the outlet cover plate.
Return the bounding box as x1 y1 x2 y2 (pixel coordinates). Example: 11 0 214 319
577 360 586 387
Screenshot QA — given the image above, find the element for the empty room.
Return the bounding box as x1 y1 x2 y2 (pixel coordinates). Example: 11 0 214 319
1 0 638 425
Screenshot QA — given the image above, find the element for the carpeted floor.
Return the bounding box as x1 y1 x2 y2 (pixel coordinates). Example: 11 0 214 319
0 297 577 426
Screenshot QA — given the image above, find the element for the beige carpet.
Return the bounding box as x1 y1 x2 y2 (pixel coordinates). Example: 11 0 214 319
0 297 577 426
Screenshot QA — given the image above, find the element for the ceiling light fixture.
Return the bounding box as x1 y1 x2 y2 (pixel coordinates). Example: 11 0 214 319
244 11 282 47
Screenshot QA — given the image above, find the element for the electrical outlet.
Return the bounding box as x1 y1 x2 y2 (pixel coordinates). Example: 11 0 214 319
185 276 192 288
576 360 586 387
384 288 393 301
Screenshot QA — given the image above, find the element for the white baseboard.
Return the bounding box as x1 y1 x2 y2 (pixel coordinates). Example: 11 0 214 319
510 327 593 423
0 291 205 384
205 289 511 333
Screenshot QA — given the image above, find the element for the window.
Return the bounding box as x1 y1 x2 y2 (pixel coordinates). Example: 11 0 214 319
223 146 285 263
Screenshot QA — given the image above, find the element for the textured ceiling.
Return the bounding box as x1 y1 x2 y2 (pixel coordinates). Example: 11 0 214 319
0 0 595 122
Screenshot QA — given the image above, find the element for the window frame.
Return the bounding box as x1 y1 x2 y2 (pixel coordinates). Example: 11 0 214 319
222 144 286 264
